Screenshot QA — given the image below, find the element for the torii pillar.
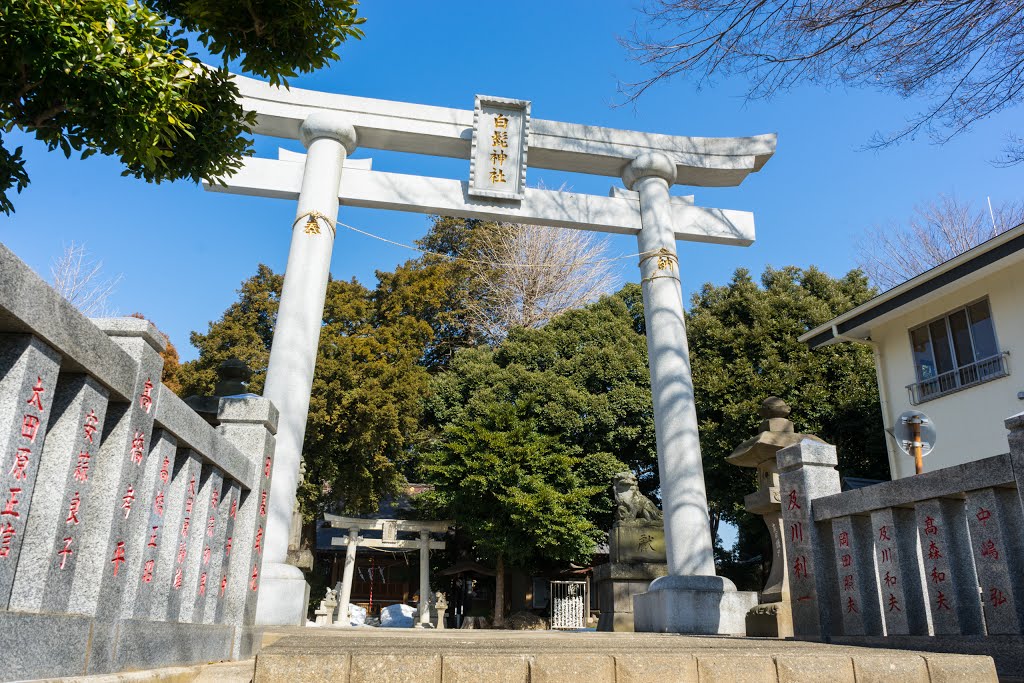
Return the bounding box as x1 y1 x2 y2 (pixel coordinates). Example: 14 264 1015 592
257 112 356 625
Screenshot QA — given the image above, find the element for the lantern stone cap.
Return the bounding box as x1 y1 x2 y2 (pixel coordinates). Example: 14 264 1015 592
727 397 826 469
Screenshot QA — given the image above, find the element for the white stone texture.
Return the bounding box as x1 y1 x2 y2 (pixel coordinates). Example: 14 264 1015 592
633 575 757 634
129 430 177 619
151 449 201 621
9 373 107 613
203 480 242 624
0 334 62 607
179 468 223 622
258 113 354 626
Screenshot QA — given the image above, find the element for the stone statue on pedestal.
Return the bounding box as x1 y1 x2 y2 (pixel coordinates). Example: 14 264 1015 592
595 471 668 631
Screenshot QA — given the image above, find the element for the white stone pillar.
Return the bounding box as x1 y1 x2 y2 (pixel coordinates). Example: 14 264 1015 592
337 528 359 626
258 112 357 626
624 153 715 577
418 529 430 626
625 153 756 634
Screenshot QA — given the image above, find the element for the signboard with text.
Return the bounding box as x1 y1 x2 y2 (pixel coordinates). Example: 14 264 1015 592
469 95 530 201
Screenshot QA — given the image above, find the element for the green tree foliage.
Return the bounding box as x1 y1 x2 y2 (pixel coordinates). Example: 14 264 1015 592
686 266 888 537
178 264 430 519
0 0 364 214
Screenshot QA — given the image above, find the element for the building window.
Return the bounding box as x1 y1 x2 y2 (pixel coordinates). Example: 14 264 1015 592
907 299 1009 404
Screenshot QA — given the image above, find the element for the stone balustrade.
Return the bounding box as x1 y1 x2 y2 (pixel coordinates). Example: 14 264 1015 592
0 244 277 681
777 416 1024 678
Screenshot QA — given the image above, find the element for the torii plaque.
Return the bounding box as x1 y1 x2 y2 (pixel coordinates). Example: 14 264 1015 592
206 74 776 634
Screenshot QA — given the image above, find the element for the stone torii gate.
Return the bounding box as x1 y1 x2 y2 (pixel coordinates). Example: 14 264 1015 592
324 515 451 627
205 74 776 633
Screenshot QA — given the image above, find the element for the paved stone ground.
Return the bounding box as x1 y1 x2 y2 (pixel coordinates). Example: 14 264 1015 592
254 628 999 683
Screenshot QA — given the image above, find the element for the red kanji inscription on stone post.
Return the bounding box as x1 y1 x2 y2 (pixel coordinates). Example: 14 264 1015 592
790 522 803 542
254 526 264 555
142 559 155 583
787 489 801 511
976 508 992 527
83 410 99 443
153 491 164 516
931 566 946 583
841 554 852 568
111 541 126 577
26 377 45 411
173 568 183 590
924 516 938 535
21 415 40 442
838 531 849 547
250 564 259 591
878 525 891 541
793 555 808 578
129 431 145 465
159 456 170 484
991 588 1008 607
936 592 951 610
220 575 227 596
66 492 81 525
139 379 154 414
58 536 73 568
880 548 892 563
73 452 90 482
981 539 999 560
199 572 207 596
147 526 159 548
0 522 16 557
121 485 135 518
846 597 858 613
2 488 23 517
928 541 942 560
888 593 901 612
9 448 30 480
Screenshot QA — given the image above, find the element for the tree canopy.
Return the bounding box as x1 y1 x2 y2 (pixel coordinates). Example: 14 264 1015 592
0 0 364 213
625 0 1024 162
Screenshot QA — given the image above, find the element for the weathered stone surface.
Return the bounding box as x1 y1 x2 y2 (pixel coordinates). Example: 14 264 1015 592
852 655 929 683
609 521 666 563
963 487 1023 634
921 654 999 682
113 619 235 672
152 449 201 621
442 655 529 683
915 498 985 635
594 561 667 632
614 654 697 683
0 334 61 607
0 610 91 680
831 515 881 636
696 654 777 683
255 652 350 682
745 601 793 638
350 653 441 683
9 373 108 614
634 575 757 634
775 655 854 683
531 654 615 683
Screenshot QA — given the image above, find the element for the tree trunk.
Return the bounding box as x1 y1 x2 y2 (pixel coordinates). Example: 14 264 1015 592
493 553 505 628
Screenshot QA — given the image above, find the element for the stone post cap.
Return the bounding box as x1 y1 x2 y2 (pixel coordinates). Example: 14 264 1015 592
214 358 253 397
776 439 838 472
216 395 279 433
621 152 677 190
300 111 358 153
1004 411 1024 432
759 396 790 419
92 316 167 353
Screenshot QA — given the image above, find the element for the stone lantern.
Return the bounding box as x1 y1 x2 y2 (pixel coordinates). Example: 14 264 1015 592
727 397 825 637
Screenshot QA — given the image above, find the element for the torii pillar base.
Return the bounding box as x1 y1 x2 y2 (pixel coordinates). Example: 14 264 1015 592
256 562 310 626
633 575 757 635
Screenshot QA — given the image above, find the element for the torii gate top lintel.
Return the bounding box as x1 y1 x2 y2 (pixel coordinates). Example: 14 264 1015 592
231 73 776 188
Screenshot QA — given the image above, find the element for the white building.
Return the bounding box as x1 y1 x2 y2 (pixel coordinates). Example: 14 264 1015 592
800 223 1024 479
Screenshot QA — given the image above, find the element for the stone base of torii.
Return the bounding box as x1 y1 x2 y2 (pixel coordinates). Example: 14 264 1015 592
206 74 777 635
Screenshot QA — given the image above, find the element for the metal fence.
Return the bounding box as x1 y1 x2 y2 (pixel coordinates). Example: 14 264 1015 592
907 352 1010 404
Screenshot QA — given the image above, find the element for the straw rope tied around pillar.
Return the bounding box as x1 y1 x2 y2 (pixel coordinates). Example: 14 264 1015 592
290 210 665 269
293 210 337 237
639 247 679 284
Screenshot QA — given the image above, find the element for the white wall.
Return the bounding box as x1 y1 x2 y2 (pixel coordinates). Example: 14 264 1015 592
871 264 1024 479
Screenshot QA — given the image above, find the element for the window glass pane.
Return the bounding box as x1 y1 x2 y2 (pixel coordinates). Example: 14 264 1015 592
929 319 955 374
910 326 936 381
968 300 998 359
948 309 974 367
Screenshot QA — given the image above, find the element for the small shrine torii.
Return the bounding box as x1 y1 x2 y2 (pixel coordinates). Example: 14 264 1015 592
325 515 451 627
206 73 776 634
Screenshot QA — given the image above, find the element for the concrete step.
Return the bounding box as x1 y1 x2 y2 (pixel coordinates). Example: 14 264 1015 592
28 659 255 683
253 628 998 682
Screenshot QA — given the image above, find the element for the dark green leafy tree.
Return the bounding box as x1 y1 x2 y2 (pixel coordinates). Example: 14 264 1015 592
178 264 430 518
686 266 888 543
0 0 364 214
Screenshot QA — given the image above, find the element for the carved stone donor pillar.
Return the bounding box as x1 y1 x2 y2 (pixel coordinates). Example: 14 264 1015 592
626 153 757 634
258 113 357 626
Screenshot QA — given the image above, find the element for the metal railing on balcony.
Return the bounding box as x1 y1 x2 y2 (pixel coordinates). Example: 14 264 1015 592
907 351 1010 405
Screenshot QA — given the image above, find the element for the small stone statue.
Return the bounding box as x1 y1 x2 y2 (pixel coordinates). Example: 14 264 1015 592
612 471 662 522
432 591 448 630
315 587 338 626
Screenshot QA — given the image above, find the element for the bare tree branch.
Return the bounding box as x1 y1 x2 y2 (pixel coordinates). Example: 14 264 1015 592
50 241 123 316
622 0 1024 160
464 223 622 342
855 195 1024 290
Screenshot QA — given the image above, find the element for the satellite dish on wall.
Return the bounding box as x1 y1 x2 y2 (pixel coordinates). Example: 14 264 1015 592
888 410 936 475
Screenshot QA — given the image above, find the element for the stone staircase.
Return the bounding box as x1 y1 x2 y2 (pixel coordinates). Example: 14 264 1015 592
252 628 998 682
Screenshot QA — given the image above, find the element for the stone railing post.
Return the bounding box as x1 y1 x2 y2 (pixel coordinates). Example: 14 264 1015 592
728 397 827 637
260 113 357 625
776 439 841 639
215 396 279 655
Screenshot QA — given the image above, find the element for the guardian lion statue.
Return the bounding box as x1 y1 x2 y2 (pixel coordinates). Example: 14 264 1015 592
612 471 662 522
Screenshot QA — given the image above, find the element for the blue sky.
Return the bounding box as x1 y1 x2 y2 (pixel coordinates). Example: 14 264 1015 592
4 0 1022 364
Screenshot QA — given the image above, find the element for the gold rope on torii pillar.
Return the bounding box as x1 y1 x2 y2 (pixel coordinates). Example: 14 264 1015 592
292 210 337 237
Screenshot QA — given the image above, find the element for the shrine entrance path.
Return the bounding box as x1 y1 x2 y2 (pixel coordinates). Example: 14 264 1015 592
252 627 997 682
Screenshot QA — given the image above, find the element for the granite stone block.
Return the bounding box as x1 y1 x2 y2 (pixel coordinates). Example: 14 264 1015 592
350 653 441 683
921 654 999 683
153 449 201 621
614 653 697 683
0 334 61 607
0 610 92 680
695 654 777 683
775 655 854 683
964 487 1024 634
831 514 882 636
112 618 234 672
777 439 837 471
915 498 984 635
441 655 529 683
129 430 178 619
179 467 223 622
255 652 350 682
9 373 108 613
851 655 929 683
205 480 241 624
869 508 920 635
531 654 615 683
